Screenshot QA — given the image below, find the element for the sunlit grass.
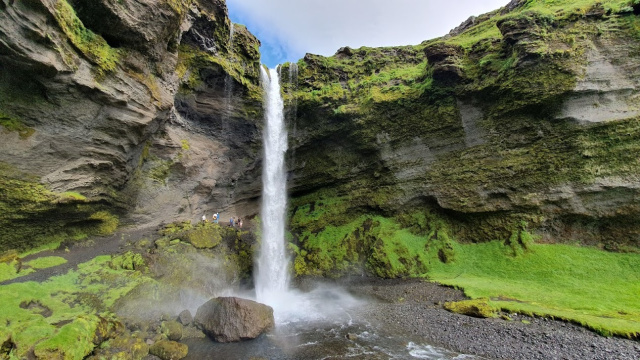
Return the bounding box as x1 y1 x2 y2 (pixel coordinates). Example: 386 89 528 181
428 241 640 337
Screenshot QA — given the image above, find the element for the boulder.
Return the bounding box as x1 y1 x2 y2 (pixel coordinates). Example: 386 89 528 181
194 297 274 342
149 340 188 360
178 310 193 326
161 321 183 341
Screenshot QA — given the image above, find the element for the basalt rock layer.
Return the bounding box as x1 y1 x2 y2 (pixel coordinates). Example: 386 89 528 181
0 0 262 251
284 0 640 276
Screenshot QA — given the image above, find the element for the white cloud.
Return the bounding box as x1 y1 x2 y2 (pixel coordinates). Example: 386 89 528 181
228 0 509 60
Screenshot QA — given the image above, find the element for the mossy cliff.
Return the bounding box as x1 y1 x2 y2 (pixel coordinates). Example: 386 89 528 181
285 0 640 278
0 0 263 251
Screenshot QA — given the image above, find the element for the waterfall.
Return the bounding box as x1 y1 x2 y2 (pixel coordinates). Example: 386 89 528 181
256 67 289 306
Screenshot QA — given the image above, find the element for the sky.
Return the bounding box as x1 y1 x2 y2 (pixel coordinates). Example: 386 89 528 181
227 0 510 68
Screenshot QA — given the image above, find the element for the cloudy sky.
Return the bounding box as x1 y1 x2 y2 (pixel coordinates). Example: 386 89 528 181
227 0 510 68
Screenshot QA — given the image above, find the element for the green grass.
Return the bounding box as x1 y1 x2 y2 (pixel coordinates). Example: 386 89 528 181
428 241 640 338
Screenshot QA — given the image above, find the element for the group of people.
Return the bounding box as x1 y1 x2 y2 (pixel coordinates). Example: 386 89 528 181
201 212 243 228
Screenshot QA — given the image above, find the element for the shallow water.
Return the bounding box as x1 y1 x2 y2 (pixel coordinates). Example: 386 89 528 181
185 318 477 360
184 286 479 360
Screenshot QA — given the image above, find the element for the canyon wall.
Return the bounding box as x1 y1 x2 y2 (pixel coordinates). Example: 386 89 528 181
0 0 263 250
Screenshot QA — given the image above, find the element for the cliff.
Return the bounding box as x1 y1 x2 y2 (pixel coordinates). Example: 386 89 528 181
284 0 640 277
0 0 263 251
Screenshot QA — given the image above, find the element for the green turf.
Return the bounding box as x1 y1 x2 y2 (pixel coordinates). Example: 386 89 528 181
428 241 640 337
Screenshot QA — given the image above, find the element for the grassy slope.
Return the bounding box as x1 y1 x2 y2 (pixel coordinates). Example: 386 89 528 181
429 242 640 337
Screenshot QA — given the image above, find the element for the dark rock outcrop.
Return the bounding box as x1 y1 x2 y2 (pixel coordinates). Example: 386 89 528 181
424 42 465 83
194 297 274 342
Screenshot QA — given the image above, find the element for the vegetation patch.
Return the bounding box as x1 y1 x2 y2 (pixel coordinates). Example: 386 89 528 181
289 189 640 337
444 298 497 318
24 256 67 270
0 112 35 139
0 163 120 252
428 241 640 338
52 0 120 75
0 255 150 358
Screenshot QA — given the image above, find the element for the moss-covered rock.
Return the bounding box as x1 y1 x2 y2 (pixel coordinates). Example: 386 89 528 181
162 320 183 341
444 298 497 318
287 0 640 255
149 340 188 360
110 251 146 271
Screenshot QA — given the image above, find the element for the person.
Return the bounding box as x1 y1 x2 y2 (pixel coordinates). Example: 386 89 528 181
238 218 243 229
229 217 234 227
212 213 219 224
201 214 206 223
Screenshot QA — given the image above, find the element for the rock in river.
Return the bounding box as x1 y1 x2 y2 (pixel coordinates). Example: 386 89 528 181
194 297 275 343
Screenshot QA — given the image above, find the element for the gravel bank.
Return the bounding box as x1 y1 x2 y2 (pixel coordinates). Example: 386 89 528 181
340 277 640 360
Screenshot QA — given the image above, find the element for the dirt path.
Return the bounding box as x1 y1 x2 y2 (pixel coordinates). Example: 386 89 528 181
1 226 155 285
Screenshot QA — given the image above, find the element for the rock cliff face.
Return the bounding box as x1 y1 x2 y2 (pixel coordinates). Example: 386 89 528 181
0 0 262 250
284 0 640 276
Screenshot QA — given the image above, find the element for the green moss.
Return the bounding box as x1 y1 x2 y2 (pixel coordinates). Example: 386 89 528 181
177 44 263 101
89 211 119 235
0 162 120 252
0 255 149 358
33 315 103 360
24 256 67 270
444 298 497 318
0 112 35 139
0 260 33 283
58 192 87 202
109 251 145 271
52 0 119 75
184 224 223 249
148 159 173 185
149 340 188 360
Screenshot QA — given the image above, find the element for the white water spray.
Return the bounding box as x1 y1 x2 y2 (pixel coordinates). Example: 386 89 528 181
256 67 289 305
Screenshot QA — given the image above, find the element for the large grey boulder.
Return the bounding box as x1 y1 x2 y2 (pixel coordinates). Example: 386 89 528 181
194 297 274 343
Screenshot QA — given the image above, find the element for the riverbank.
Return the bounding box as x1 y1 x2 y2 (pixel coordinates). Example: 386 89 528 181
342 277 640 360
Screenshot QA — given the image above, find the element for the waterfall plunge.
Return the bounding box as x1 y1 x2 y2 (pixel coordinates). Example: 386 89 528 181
256 67 289 306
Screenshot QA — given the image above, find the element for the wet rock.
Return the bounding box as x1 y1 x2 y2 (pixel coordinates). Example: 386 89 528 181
161 321 183 341
178 310 193 326
194 297 274 342
149 340 188 360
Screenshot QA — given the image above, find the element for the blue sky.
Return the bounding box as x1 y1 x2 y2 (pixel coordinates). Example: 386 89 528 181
227 0 509 68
